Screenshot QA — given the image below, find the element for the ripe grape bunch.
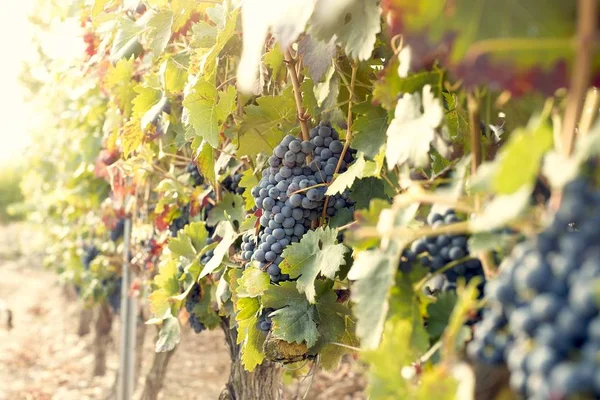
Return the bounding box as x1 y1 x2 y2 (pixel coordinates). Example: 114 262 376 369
257 308 275 332
200 236 216 265
469 178 600 399
169 205 190 237
187 163 204 187
222 173 244 195
111 218 126 242
399 209 485 295
185 283 206 334
248 123 354 282
82 245 100 269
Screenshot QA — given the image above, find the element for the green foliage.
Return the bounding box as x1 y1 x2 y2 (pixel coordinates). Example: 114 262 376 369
23 0 600 397
0 165 24 222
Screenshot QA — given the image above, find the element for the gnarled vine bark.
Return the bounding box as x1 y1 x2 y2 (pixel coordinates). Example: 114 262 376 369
93 301 113 376
219 319 282 400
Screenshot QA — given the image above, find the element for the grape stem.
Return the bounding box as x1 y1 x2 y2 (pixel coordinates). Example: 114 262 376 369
550 0 598 212
321 62 358 220
467 93 497 278
561 0 598 157
283 48 310 141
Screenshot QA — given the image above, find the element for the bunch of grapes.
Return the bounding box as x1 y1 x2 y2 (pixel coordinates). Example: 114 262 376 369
169 205 190 237
107 277 122 313
469 178 600 399
248 123 354 282
399 209 485 296
186 163 204 187
185 283 206 334
222 173 244 195
82 245 100 269
111 218 126 242
257 308 275 332
240 231 256 267
200 236 216 265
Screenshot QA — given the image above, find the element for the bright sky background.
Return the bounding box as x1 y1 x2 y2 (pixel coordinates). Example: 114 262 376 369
0 0 35 166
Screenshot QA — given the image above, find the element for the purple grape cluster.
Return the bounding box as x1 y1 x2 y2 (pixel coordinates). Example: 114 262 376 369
399 209 485 295
186 163 204 187
257 308 274 332
169 204 190 237
222 173 244 195
248 123 354 282
185 284 206 334
469 178 600 399
240 231 256 267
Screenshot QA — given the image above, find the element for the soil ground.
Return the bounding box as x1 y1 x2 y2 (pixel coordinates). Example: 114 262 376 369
0 224 365 400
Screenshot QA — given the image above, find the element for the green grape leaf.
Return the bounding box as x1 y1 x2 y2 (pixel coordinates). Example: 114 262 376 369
142 9 174 56
133 85 163 127
149 259 180 320
349 177 390 209
92 0 114 18
237 267 270 297
318 317 358 370
326 153 379 196
237 87 297 158
363 284 429 398
297 35 336 82
121 119 144 158
207 192 245 227
493 118 553 194
183 221 209 253
216 85 237 123
264 44 285 80
191 281 221 329
262 282 319 347
168 231 197 260
426 291 457 339
308 0 381 60
199 222 237 279
385 85 444 169
193 140 217 187
347 248 399 349
105 58 136 117
235 297 265 371
110 17 143 63
155 314 181 352
280 227 348 303
197 8 239 78
183 79 219 147
160 58 188 94
351 106 389 159
191 20 218 48
172 0 197 32
328 208 353 229
239 169 259 210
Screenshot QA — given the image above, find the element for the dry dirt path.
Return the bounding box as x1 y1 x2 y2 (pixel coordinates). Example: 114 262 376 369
0 224 365 400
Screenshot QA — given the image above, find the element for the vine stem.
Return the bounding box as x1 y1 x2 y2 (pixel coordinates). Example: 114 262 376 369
467 93 497 278
283 48 310 141
321 62 358 219
550 0 598 210
561 0 598 157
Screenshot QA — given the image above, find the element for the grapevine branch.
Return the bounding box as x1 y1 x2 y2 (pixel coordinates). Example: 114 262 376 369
550 0 598 210
283 48 310 141
561 0 598 157
467 93 497 278
321 62 358 219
